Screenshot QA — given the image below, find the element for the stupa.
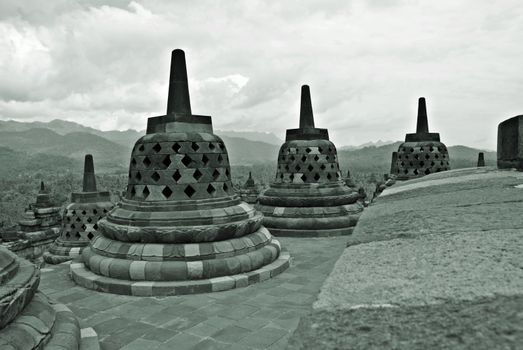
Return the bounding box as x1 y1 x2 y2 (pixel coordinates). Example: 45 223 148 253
477 152 485 167
497 115 523 170
44 155 114 264
0 246 88 349
2 182 61 263
238 172 260 204
256 85 364 237
71 49 289 296
394 97 450 180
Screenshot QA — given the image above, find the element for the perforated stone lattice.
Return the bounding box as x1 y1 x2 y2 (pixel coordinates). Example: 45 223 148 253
396 143 450 178
63 208 109 241
127 138 234 201
275 142 341 184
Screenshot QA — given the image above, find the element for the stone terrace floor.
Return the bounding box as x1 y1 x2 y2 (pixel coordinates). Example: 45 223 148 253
38 237 346 350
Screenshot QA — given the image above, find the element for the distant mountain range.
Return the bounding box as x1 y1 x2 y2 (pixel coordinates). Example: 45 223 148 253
0 119 496 178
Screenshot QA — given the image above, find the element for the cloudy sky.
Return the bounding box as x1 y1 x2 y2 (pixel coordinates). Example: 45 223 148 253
1 0 522 149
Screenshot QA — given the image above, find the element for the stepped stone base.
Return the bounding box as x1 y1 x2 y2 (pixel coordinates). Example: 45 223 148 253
267 226 355 238
70 251 291 296
0 292 81 350
44 242 83 265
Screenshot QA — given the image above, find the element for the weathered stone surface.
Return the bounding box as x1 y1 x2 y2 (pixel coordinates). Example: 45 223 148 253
71 49 288 295
393 98 450 180
0 246 93 349
257 85 363 237
497 115 523 170
288 168 523 349
44 155 114 264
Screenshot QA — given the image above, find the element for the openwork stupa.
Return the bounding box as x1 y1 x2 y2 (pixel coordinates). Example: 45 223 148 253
238 172 260 204
44 155 114 264
256 85 364 237
394 97 450 180
71 49 289 296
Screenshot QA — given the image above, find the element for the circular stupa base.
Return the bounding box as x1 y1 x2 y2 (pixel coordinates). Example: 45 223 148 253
43 243 85 265
70 250 290 296
267 226 355 238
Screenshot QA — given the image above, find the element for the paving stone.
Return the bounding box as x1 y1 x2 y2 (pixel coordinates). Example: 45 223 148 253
238 326 288 349
120 337 162 350
212 325 252 343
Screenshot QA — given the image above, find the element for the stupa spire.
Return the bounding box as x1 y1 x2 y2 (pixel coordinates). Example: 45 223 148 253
166 49 192 115
40 181 45 193
82 154 97 192
299 85 315 129
416 97 429 133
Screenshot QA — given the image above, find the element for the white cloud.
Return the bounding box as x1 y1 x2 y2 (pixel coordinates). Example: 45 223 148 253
0 0 523 149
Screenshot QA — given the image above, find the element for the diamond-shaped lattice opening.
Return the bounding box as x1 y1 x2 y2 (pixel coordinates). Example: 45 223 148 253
93 209 98 215
404 169 409 174
153 143 162 153
138 144 145 152
184 185 196 198
295 165 301 171
212 169 220 180
207 184 216 195
336 172 340 178
93 223 98 230
320 164 326 170
425 169 431 175
67 217 71 222
202 154 209 165
326 156 330 161
318 147 323 153
162 155 171 168
223 183 229 192
290 174 295 180
181 155 192 167
431 161 436 166
130 186 136 197
75 232 82 239
172 143 182 153
420 147 424 152
435 154 439 159
87 232 94 240
209 142 216 150
81 224 87 230
162 186 173 199
103 209 108 213
142 186 150 199
172 170 182 182
401 162 405 167
81 210 86 215
414 154 419 160
430 146 434 152
225 168 230 177
410 148 414 153
442 154 446 159
87 217 93 223
151 171 161 182
193 169 203 181
327 173 332 180
314 173 321 181
65 232 71 238
219 142 225 150
136 172 142 181
217 154 224 163
290 155 295 161
301 155 307 162
285 165 290 171
414 169 419 175
280 173 284 179
71 224 76 229
307 165 314 172
436 168 442 172
143 157 152 167
191 142 200 151
131 158 137 166
305 147 312 153
314 155 320 161
301 174 307 182
409 162 414 167
420 161 425 167
425 154 430 160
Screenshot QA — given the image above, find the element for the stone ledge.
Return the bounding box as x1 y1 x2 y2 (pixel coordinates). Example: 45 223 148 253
70 251 291 296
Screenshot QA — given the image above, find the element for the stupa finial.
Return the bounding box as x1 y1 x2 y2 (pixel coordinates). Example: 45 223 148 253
82 154 97 192
40 181 45 192
166 49 192 116
416 97 429 133
299 85 315 129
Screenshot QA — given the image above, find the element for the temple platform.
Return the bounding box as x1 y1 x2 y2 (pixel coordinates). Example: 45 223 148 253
288 167 523 349
38 237 346 349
